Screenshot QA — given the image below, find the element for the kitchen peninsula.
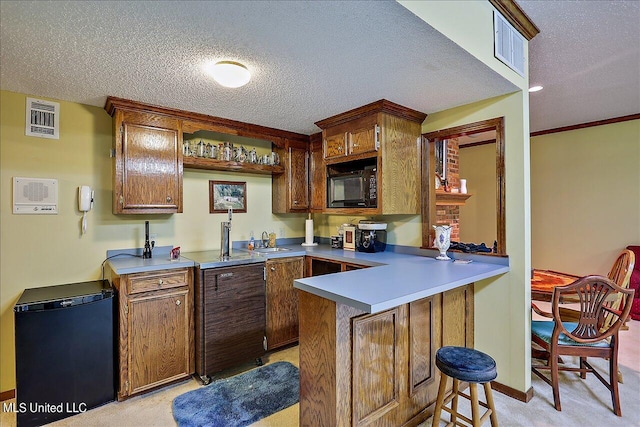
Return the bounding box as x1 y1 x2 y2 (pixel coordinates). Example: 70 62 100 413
293 247 508 426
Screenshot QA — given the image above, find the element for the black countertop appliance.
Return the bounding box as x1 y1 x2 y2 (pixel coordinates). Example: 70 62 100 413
356 221 388 253
13 280 115 427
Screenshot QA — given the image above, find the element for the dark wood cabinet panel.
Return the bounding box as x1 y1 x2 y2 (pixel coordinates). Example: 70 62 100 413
197 264 266 378
273 143 309 213
110 109 183 214
265 257 304 350
111 267 194 400
128 288 190 395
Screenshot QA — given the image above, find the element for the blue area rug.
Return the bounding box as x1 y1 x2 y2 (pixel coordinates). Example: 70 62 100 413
172 361 299 427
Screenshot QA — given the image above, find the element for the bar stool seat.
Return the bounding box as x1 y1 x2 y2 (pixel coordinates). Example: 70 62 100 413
432 346 498 427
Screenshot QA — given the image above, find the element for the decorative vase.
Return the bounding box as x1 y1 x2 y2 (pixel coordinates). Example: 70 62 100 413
460 179 467 194
433 225 452 260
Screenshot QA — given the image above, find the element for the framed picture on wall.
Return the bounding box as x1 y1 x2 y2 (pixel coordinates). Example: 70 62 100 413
209 180 247 213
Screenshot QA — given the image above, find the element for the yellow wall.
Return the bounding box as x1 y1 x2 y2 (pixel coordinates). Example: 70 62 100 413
423 93 532 393
0 90 306 392
531 120 640 275
459 143 498 245
401 0 532 393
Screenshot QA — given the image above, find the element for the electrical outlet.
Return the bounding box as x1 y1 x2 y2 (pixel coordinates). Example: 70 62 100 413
279 227 285 238
150 233 157 243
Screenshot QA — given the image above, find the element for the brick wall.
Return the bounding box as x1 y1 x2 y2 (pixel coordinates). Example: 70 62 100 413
437 137 460 241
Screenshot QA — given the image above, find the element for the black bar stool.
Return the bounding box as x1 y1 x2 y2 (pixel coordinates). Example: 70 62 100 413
432 346 498 427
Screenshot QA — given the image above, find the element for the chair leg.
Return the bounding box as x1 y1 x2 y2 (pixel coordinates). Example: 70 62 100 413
451 379 460 425
484 382 499 427
432 373 448 426
610 349 622 416
550 350 561 411
579 357 587 379
469 383 481 427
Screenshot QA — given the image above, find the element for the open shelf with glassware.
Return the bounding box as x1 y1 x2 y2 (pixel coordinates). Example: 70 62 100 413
183 156 284 175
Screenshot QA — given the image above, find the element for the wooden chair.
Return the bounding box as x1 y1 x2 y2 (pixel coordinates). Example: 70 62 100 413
602 249 635 330
531 275 634 416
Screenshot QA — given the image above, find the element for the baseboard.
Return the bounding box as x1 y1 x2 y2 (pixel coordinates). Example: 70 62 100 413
0 389 15 401
491 380 534 403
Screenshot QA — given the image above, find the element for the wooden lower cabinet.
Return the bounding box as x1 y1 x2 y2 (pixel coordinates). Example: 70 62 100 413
265 257 304 350
305 256 369 277
111 267 194 400
299 284 474 426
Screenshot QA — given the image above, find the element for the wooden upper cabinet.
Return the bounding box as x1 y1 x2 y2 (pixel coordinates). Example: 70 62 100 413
348 122 379 156
309 133 325 212
323 133 346 159
106 99 183 214
314 100 427 215
273 140 309 213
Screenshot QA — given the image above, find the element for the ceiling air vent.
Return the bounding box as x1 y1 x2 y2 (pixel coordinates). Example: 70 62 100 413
494 10 525 77
25 97 60 139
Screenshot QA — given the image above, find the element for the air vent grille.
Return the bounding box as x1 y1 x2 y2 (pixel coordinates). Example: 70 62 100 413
25 97 60 139
494 10 525 77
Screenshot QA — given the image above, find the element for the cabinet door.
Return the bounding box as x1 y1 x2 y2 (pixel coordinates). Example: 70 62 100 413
289 147 309 210
348 123 378 156
113 110 183 214
266 257 304 350
201 264 266 374
127 287 191 395
324 133 346 159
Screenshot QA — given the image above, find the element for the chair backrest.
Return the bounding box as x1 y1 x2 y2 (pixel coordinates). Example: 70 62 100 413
607 249 635 289
602 249 635 329
551 275 635 344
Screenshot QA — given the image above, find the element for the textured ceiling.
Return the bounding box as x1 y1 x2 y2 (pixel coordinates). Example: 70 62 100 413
519 0 640 132
1 1 637 135
0 1 516 135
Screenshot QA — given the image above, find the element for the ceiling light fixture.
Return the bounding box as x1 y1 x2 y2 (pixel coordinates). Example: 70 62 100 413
208 61 251 88
528 85 543 92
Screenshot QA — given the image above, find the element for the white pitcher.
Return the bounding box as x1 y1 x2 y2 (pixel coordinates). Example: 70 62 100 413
433 225 452 260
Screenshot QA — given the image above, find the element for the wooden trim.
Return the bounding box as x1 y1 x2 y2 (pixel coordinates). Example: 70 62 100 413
422 117 506 255
460 139 496 149
491 381 534 403
531 113 640 137
435 191 473 206
0 389 15 401
488 0 540 40
104 96 310 145
314 99 427 129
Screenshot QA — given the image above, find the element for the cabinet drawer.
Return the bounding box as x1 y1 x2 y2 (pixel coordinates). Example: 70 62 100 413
324 134 346 159
127 269 190 294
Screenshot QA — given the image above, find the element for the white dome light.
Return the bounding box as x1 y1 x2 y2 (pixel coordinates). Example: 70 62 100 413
208 61 251 88
528 85 543 92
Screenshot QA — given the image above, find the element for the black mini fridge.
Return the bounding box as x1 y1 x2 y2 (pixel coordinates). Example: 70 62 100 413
14 280 115 427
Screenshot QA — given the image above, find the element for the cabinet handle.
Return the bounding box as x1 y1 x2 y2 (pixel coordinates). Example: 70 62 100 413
166 196 172 202
353 143 359 148
175 299 181 306
293 200 298 205
158 279 164 285
270 267 276 271
337 145 343 152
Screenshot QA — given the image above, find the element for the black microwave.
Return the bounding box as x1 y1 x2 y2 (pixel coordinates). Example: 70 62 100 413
327 164 377 208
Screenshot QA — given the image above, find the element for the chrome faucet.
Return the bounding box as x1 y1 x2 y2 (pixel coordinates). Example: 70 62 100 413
261 231 269 248
220 208 232 260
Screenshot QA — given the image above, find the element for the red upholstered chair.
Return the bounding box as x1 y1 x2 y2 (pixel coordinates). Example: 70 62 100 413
626 245 640 321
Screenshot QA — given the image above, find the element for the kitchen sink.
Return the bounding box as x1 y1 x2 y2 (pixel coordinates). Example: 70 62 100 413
252 247 291 253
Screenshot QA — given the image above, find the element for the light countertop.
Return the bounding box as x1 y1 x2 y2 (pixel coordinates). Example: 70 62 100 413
105 243 509 314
